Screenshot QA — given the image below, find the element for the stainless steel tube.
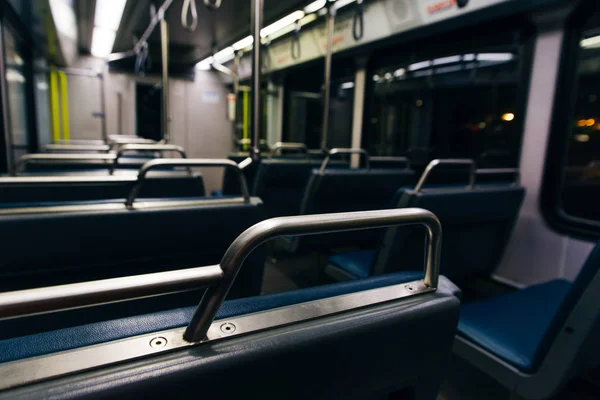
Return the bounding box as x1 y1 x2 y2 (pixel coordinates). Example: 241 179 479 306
320 148 370 172
109 144 187 174
0 265 223 320
183 208 442 342
414 159 477 192
320 6 336 151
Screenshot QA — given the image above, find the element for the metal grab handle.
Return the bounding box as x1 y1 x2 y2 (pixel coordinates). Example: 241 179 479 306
110 144 187 175
183 207 442 342
13 154 116 175
43 144 111 153
369 156 411 170
126 159 250 206
320 148 370 172
0 266 223 321
475 168 520 185
109 137 157 150
269 142 308 157
414 159 477 192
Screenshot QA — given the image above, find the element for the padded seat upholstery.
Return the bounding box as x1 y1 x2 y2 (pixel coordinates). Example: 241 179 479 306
328 250 376 279
0 271 425 363
374 185 525 284
458 279 571 372
0 198 266 298
288 169 415 252
0 175 205 204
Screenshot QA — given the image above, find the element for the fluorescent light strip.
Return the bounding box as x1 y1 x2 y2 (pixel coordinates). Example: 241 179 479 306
433 55 461 66
408 60 432 71
196 57 214 71
90 0 126 58
304 0 326 14
261 10 305 38
91 27 117 58
340 81 355 89
476 53 514 62
232 36 254 51
213 47 235 64
94 0 127 31
581 35 600 49
334 0 357 10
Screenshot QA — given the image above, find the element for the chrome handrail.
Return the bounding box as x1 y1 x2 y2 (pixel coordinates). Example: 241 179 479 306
43 144 111 153
108 137 157 150
320 148 370 173
268 142 308 158
183 207 441 341
109 144 187 175
13 153 116 176
414 159 477 192
0 266 223 320
126 159 250 206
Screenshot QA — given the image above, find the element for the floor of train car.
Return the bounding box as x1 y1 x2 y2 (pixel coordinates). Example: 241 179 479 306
261 255 600 400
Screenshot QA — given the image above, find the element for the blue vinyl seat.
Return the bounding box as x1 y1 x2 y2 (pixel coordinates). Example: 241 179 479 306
454 242 600 399
0 272 461 399
326 184 524 284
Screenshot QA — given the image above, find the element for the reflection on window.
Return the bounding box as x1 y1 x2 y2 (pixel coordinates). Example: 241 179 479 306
3 25 29 151
561 14 600 221
363 30 524 169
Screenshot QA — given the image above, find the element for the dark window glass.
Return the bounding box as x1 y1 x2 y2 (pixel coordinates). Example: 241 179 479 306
561 12 600 222
362 19 530 169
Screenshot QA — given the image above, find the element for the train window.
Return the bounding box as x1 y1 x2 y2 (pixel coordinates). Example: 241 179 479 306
363 18 532 168
543 4 600 239
282 60 354 149
3 23 30 161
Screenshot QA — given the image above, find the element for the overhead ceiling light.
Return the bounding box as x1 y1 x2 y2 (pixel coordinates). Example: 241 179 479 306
304 0 326 14
463 54 476 61
477 53 514 62
91 27 117 58
433 55 461 66
581 35 600 49
340 81 355 89
393 68 405 77
261 10 305 38
94 0 127 31
333 0 357 10
373 74 380 82
90 0 126 58
196 56 214 70
49 0 77 40
408 60 432 71
213 46 235 64
232 36 254 51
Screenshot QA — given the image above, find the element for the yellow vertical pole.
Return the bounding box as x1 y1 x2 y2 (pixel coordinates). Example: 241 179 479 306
242 90 249 151
58 71 70 141
49 71 61 142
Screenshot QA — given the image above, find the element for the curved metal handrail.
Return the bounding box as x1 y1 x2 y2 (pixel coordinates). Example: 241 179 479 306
109 144 187 175
43 144 111 153
109 137 157 150
268 142 308 158
320 148 370 173
414 159 477 192
183 207 442 341
126 159 250 206
475 168 520 185
369 156 411 170
13 153 116 176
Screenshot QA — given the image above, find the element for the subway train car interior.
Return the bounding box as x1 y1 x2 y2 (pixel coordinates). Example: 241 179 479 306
0 0 599 398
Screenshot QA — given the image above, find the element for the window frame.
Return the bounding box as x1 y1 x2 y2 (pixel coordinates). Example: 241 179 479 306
541 0 600 241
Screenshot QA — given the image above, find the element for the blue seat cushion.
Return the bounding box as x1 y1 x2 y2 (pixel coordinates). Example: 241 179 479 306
0 271 423 363
329 250 376 279
457 279 571 372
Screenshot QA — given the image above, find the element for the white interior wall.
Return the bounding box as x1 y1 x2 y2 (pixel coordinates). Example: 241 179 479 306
64 56 233 193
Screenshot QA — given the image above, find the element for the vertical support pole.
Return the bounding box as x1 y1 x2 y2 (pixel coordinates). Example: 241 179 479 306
99 72 108 143
321 6 336 151
243 90 249 151
49 71 60 143
117 92 123 135
58 71 70 141
0 22 13 173
161 18 170 143
350 58 367 168
250 0 263 161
